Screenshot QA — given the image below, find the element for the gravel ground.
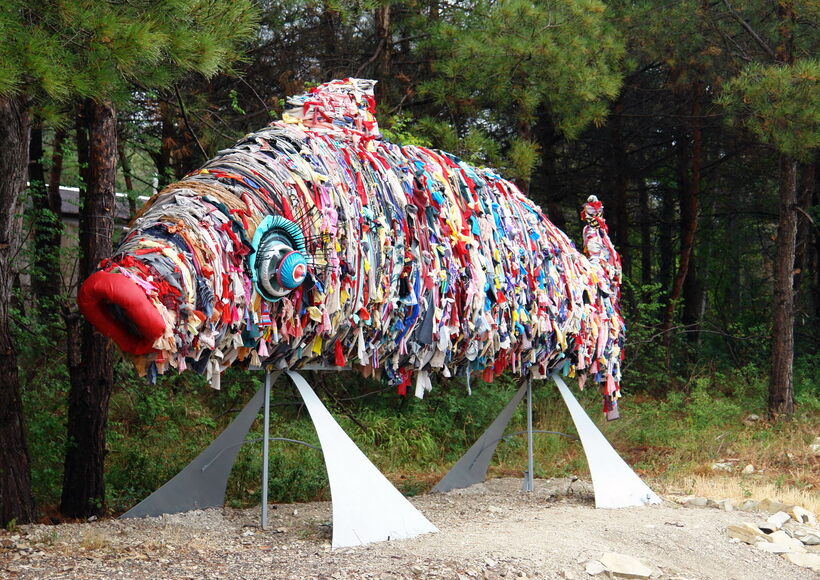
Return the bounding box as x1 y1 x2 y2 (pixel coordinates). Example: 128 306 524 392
1 478 816 580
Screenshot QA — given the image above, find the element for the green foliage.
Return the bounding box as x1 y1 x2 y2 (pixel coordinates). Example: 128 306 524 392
619 281 669 391
0 0 259 105
793 354 820 413
379 112 433 147
423 0 625 140
413 118 504 168
719 59 820 161
506 138 540 182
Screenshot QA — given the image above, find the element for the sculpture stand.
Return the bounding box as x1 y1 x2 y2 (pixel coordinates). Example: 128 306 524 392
553 375 660 508
120 375 277 518
286 371 437 547
434 374 661 509
432 378 528 493
122 369 437 549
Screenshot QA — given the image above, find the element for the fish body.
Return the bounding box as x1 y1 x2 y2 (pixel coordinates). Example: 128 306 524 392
79 79 624 409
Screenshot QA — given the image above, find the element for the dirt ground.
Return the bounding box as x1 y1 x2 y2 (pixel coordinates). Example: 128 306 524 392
1 478 816 580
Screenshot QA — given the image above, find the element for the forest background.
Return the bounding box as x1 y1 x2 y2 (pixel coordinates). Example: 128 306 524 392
0 0 817 526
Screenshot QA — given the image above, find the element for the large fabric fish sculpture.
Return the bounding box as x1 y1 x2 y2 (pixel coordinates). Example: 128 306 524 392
78 78 624 414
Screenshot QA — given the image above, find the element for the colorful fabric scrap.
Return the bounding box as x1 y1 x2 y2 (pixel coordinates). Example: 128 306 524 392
77 78 625 409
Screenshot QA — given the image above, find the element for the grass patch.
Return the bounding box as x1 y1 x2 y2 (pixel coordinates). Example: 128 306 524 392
18 347 819 515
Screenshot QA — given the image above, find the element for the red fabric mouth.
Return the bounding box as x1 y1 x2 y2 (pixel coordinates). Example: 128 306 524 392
77 271 165 355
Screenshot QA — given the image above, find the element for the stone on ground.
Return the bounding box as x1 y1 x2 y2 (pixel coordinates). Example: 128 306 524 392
758 499 790 514
739 500 759 512
684 497 709 508
790 524 820 546
788 506 817 527
766 511 792 529
599 552 654 579
727 523 772 544
716 499 733 512
584 560 606 576
782 552 820 572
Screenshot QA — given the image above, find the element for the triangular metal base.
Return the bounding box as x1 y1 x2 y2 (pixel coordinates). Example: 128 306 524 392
432 380 528 493
120 379 272 518
286 371 438 548
552 375 661 508
433 374 661 509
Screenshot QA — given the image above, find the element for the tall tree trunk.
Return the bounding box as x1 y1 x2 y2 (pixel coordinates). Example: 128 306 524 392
374 3 393 104
28 126 48 298
31 127 65 306
610 99 631 278
117 138 137 217
639 181 652 285
156 100 174 188
531 113 566 230
663 80 702 352
769 156 798 416
681 251 703 341
793 161 815 320
0 94 36 527
320 1 340 77
61 99 117 518
768 0 796 417
658 188 674 293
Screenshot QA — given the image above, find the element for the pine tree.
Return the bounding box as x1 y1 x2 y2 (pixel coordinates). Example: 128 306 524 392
716 1 818 416
0 0 258 524
420 0 625 220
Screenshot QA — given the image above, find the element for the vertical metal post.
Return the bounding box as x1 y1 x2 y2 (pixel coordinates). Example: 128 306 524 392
525 378 534 491
261 371 272 529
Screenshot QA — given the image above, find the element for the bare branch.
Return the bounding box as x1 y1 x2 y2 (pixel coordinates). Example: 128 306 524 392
721 0 777 61
173 84 209 160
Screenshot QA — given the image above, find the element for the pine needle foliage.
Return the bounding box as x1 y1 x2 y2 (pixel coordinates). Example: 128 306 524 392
422 0 625 140
719 59 819 162
0 0 259 105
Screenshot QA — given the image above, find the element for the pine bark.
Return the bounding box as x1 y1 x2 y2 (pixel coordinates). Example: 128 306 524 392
768 1 797 417
117 138 137 217
610 99 631 278
31 127 65 305
0 94 36 527
374 3 392 103
663 80 702 351
769 155 798 416
639 182 652 285
61 99 117 517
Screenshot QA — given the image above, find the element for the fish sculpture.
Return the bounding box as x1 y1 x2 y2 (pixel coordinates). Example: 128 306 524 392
78 78 625 415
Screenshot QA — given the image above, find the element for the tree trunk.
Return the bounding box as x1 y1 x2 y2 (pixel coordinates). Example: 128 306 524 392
769 155 798 417
117 138 137 217
793 161 815 320
0 94 36 527
156 100 174 188
320 1 340 77
768 1 796 417
663 80 702 351
374 3 393 104
658 188 674 293
61 99 117 518
681 251 703 341
531 113 566 230
639 181 652 285
31 127 65 306
610 99 631 278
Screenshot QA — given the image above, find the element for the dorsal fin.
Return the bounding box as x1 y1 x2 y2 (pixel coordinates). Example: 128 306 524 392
281 78 381 137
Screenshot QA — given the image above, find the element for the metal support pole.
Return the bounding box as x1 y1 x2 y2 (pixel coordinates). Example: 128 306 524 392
261 371 272 529
525 378 534 491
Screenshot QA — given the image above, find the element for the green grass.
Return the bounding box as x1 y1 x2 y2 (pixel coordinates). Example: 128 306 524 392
17 344 819 515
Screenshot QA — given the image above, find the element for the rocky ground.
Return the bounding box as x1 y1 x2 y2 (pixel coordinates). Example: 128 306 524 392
1 478 818 580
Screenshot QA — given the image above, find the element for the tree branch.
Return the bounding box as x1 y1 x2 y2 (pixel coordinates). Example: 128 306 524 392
173 84 208 160
721 0 777 61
